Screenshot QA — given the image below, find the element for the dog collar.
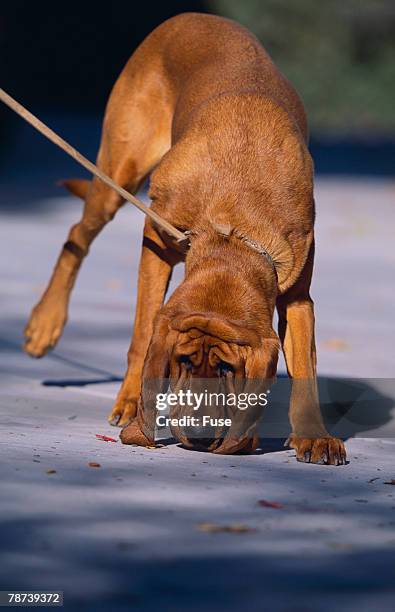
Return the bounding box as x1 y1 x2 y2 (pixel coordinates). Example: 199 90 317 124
232 228 277 276
186 222 277 278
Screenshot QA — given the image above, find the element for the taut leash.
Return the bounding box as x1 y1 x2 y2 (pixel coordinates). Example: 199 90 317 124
0 88 279 276
0 88 187 244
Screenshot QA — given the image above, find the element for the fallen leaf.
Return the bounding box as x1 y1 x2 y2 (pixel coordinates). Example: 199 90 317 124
88 462 101 468
196 522 256 533
258 499 284 509
384 479 395 485
96 434 117 443
46 469 56 475
106 278 122 291
322 339 350 352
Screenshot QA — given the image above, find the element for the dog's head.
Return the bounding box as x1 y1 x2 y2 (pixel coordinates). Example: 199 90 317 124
138 311 279 452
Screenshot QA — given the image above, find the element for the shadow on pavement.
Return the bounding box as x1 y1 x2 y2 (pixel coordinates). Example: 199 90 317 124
1 332 394 445
0 457 394 612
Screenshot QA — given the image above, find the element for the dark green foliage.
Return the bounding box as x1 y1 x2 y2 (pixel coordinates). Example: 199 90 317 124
211 0 395 135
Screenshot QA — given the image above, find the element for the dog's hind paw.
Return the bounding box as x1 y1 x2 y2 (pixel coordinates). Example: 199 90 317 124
24 303 67 358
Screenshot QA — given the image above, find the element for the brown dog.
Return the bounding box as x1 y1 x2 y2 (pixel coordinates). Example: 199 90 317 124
24 13 346 464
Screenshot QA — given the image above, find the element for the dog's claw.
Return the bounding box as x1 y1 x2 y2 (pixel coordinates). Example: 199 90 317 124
288 436 347 466
107 397 137 427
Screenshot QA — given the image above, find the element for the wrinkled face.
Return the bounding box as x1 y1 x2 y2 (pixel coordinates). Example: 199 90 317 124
150 313 279 452
169 313 279 379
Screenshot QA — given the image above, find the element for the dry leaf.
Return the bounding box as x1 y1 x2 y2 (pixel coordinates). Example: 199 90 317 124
384 479 395 485
322 339 350 352
96 434 117 443
196 522 256 533
46 469 56 475
258 499 284 509
106 278 122 291
88 462 101 468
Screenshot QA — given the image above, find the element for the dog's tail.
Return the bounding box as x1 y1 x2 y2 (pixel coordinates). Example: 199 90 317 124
58 178 90 200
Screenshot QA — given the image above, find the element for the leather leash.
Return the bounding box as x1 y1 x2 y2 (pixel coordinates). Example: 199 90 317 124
0 88 188 244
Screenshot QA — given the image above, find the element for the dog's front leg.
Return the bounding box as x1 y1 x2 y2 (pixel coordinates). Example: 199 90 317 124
278 295 347 465
108 220 181 427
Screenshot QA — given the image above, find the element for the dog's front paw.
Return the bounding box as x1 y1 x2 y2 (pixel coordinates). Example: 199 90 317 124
108 397 138 427
24 302 67 357
286 436 347 465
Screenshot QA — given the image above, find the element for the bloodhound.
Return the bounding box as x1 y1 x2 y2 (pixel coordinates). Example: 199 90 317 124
24 13 346 464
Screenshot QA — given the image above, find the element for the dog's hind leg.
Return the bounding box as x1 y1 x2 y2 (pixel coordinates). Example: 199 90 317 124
24 58 173 358
24 167 130 357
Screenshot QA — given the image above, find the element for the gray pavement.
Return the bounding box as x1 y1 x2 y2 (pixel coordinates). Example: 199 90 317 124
1 178 395 611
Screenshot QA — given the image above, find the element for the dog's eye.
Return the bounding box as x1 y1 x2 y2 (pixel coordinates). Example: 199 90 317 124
218 360 234 376
179 355 193 370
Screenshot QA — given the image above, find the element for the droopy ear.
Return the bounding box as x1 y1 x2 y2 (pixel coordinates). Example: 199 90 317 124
58 178 90 200
136 316 172 439
142 316 172 381
244 338 280 380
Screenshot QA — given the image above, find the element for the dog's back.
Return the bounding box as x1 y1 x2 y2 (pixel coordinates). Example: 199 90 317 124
122 12 307 142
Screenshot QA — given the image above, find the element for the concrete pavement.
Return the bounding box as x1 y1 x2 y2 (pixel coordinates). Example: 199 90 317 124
1 178 394 611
